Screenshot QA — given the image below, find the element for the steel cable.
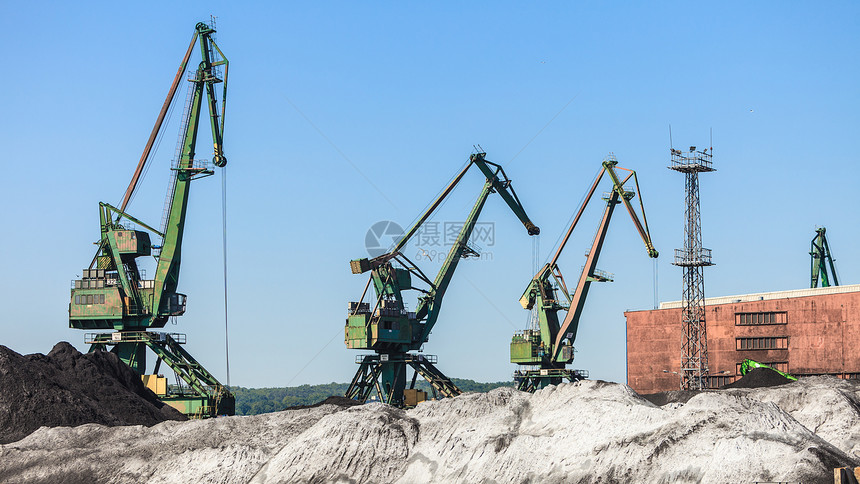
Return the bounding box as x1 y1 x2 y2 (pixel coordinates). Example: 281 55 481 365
221 167 230 387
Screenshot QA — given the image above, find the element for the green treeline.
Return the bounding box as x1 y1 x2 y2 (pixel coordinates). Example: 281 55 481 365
231 379 514 416
232 383 349 415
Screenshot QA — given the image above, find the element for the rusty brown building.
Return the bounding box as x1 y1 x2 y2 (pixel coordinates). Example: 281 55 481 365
625 284 860 394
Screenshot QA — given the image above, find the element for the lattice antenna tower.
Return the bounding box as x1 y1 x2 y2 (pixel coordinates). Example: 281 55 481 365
669 143 715 390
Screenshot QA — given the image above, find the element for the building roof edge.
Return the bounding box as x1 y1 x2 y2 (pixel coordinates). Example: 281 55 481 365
657 283 860 310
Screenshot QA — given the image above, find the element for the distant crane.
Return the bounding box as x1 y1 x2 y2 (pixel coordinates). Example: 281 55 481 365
345 152 540 407
69 22 233 418
511 155 658 392
810 227 839 288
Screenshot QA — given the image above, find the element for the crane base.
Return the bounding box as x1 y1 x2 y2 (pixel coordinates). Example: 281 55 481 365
514 368 589 393
86 331 233 418
345 353 461 407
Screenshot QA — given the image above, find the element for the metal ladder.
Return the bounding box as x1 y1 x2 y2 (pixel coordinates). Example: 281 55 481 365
159 74 196 238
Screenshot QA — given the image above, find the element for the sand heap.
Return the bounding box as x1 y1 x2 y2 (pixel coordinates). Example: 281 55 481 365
0 342 185 444
1 377 858 483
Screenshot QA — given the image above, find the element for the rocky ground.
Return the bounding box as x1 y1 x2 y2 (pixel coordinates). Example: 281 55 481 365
1 366 858 483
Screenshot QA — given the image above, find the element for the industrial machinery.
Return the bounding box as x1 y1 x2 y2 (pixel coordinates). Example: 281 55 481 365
345 152 540 407
511 155 658 392
810 227 839 288
739 359 797 381
69 22 233 418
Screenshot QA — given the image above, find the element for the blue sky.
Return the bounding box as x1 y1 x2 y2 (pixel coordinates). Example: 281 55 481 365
1 2 858 388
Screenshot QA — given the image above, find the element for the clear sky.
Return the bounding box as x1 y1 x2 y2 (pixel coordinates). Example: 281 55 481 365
1 2 858 389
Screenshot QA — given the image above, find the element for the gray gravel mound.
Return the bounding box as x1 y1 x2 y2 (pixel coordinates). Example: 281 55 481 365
1 377 858 483
0 342 185 444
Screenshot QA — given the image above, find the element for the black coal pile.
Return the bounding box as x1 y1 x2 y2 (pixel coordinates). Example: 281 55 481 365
639 369 794 406
0 342 186 444
639 389 703 406
284 395 363 411
721 367 794 389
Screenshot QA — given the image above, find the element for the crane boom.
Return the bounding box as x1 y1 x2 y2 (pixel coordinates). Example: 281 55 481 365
364 153 538 270
152 23 228 315
550 188 621 362
413 178 494 341
412 153 539 341
388 162 473 259
119 30 201 213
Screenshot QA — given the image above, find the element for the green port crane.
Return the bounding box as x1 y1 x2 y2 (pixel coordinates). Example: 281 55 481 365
810 227 839 288
345 152 540 407
511 155 658 392
68 22 233 418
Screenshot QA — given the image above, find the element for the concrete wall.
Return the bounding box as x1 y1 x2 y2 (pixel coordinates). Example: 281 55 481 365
625 288 860 394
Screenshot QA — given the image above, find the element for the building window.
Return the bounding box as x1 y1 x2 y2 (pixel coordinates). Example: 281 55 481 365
736 337 788 350
708 376 735 388
76 293 107 305
735 311 787 326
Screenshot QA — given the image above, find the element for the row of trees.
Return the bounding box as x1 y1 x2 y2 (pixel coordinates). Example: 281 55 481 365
231 378 513 415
